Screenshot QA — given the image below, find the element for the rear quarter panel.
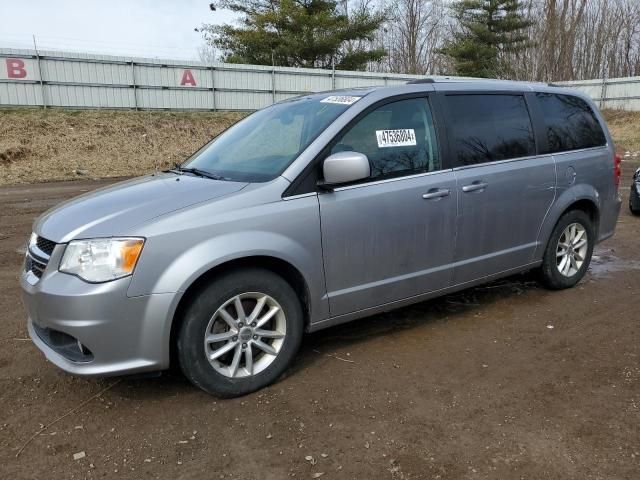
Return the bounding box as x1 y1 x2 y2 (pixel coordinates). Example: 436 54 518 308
535 148 610 259
533 89 619 257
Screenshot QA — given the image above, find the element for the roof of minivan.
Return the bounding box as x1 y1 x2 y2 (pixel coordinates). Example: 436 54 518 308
279 77 587 105
398 77 588 100
414 77 565 92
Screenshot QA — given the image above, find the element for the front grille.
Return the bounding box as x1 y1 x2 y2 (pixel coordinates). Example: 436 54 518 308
25 255 47 278
25 235 57 281
36 236 56 256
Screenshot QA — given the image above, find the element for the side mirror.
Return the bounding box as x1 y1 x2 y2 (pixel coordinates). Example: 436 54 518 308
321 151 370 186
635 167 640 180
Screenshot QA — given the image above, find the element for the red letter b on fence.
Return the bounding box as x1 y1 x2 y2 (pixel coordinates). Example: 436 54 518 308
6 59 27 79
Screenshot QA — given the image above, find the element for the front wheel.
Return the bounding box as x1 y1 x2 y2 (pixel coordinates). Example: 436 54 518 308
540 210 595 290
176 268 304 397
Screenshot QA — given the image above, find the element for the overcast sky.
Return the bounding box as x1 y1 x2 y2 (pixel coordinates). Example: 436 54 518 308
0 0 237 59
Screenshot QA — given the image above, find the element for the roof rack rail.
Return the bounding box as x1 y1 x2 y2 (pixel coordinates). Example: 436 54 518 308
406 76 489 84
406 79 435 84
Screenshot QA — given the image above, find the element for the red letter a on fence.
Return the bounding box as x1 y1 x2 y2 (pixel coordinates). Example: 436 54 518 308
180 69 196 86
6 59 27 78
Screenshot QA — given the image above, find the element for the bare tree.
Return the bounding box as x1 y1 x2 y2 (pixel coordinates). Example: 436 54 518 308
509 0 640 81
198 44 219 64
383 0 448 74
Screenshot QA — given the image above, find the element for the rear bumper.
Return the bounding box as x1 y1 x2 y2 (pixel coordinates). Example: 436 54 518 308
21 266 177 377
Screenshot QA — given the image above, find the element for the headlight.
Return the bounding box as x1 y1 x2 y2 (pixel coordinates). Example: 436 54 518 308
60 238 145 283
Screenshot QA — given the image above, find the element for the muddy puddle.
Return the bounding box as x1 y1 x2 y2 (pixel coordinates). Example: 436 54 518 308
589 248 640 278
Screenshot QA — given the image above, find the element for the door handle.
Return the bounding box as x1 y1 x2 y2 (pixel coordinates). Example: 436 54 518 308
462 181 488 193
422 188 450 200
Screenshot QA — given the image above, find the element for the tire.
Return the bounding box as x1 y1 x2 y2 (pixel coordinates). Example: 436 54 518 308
540 210 595 290
631 189 640 215
176 268 304 397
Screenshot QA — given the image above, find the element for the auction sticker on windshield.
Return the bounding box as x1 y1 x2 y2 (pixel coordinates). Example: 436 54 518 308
376 129 417 148
320 96 361 105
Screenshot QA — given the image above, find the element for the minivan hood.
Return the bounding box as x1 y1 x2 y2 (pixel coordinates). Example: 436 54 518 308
35 173 247 243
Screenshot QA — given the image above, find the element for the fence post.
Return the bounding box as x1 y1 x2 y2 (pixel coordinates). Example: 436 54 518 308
32 35 46 109
210 66 216 111
600 74 608 110
130 61 138 110
331 57 336 89
272 67 276 104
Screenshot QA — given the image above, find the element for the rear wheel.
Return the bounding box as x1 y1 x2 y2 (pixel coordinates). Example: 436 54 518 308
177 268 303 397
540 210 595 290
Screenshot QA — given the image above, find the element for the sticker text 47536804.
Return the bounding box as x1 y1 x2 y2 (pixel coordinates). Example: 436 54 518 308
320 96 361 105
376 129 417 148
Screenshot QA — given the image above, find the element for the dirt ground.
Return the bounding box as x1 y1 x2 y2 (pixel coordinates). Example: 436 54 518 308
0 159 639 479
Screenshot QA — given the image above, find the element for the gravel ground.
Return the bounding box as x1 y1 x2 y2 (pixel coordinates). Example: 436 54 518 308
0 160 639 479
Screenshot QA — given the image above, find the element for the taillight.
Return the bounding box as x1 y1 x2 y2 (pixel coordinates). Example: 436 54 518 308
614 153 622 187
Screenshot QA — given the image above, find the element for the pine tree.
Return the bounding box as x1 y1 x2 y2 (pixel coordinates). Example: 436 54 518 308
439 0 532 78
200 0 386 70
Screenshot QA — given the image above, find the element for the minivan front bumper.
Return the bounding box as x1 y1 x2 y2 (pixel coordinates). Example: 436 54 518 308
21 262 176 377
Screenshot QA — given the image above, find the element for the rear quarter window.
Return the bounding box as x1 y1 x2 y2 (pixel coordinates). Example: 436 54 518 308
445 94 536 167
535 93 607 153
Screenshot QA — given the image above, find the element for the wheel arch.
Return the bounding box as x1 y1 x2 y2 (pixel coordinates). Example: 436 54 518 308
565 198 600 232
169 255 312 367
536 187 600 260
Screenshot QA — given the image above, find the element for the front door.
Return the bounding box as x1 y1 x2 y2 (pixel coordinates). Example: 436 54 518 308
318 96 458 316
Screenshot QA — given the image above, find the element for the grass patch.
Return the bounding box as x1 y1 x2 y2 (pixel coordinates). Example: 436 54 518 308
0 108 246 185
603 109 640 153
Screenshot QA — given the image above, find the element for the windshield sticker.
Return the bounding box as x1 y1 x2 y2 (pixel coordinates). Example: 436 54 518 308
320 95 361 105
376 129 417 148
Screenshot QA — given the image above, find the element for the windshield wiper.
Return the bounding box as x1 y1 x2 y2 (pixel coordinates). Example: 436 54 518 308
168 164 226 181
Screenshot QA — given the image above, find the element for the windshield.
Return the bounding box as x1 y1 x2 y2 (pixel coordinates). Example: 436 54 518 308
184 95 361 182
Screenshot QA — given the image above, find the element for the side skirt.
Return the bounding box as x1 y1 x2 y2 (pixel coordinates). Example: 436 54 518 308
307 261 542 333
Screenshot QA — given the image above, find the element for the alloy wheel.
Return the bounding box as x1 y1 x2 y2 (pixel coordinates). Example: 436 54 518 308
556 222 589 277
204 292 286 378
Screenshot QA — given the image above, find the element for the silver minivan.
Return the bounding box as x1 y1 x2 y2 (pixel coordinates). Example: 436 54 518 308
21 79 622 397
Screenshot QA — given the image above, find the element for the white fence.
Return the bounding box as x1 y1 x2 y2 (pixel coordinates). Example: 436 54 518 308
2 47 639 111
559 77 640 111
0 48 425 111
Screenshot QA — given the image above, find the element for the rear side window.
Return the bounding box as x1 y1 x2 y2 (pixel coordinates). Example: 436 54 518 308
330 97 439 180
536 93 606 153
445 94 535 166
